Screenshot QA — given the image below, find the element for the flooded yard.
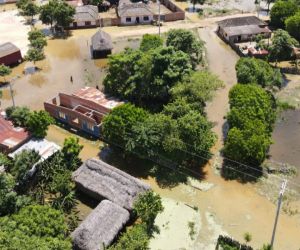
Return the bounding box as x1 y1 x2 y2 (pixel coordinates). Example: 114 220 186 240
0 23 141 110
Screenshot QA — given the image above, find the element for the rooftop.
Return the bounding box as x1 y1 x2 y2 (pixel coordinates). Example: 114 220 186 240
218 16 266 28
71 200 130 250
73 87 123 111
72 158 151 210
118 1 153 17
9 139 60 161
223 25 271 37
91 30 113 51
0 113 29 151
0 42 20 58
74 5 99 22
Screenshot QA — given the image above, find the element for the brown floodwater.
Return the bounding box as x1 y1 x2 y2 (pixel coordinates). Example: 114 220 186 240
0 3 17 12
269 110 300 191
0 29 141 110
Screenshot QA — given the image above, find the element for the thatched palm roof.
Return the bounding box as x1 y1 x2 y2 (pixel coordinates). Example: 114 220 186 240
72 158 151 210
72 200 130 250
91 30 113 52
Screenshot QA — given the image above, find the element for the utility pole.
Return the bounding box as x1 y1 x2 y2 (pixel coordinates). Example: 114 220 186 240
158 0 161 36
270 179 287 249
9 77 17 108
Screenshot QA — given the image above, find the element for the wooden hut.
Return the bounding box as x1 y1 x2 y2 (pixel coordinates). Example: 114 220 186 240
71 200 130 250
72 158 151 210
91 30 113 59
0 42 22 66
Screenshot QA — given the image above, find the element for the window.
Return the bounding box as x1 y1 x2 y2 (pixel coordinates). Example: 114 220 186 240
58 111 66 119
143 16 149 21
87 122 94 131
126 17 131 23
85 21 91 26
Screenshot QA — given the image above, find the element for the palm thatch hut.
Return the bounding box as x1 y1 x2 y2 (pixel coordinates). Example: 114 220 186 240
72 158 151 210
72 199 130 250
91 30 113 59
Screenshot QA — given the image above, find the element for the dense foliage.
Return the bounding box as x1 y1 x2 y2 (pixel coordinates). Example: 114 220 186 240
104 47 192 109
224 85 276 167
0 64 12 83
270 0 299 29
0 205 71 249
235 58 282 88
286 11 300 41
166 29 204 68
140 34 163 52
5 106 54 138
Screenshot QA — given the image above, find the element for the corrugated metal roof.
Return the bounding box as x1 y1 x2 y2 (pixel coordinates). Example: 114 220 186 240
9 138 60 161
223 25 271 37
118 2 153 17
74 5 98 22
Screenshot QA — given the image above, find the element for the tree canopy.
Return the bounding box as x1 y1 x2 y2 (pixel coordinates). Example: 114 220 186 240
26 110 54 138
0 64 12 83
286 11 300 41
235 58 283 88
140 34 163 52
270 0 299 29
166 29 204 68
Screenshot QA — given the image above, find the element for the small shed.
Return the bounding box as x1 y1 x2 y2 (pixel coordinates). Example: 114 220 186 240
72 158 151 210
0 42 22 66
71 199 130 250
91 30 113 59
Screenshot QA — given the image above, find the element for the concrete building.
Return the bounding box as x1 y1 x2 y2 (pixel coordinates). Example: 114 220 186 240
44 87 123 137
118 0 153 25
0 42 22 66
217 16 271 43
70 5 99 28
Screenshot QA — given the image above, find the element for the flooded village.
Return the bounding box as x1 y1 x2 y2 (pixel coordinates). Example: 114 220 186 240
0 0 300 250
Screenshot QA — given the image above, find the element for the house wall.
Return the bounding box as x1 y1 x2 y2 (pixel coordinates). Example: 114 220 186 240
44 102 101 137
0 51 22 66
157 0 185 21
120 15 153 25
69 20 99 29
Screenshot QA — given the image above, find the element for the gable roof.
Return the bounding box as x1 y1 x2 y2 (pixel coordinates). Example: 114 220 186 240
222 25 271 37
0 42 20 58
118 1 153 17
217 16 266 28
91 30 113 51
71 200 130 250
72 158 151 210
74 5 98 22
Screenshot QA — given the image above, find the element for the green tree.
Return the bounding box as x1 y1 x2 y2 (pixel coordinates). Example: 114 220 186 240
133 190 163 227
0 64 12 83
223 119 272 166
235 57 283 88
16 0 29 9
25 48 45 65
269 29 299 63
170 71 224 113
166 29 204 67
286 11 300 41
26 110 54 138
109 223 149 250
244 232 252 243
28 29 47 50
21 1 39 25
39 0 75 31
140 34 163 52
61 137 83 171
5 106 31 127
270 0 299 28
228 84 276 134
101 103 149 148
10 149 41 192
0 173 31 216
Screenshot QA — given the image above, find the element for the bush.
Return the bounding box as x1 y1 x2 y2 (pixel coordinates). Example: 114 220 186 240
140 34 163 52
286 11 300 41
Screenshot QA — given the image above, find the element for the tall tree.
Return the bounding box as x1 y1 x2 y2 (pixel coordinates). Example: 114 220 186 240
25 48 45 65
286 11 300 41
20 1 39 25
0 64 12 83
26 110 54 138
166 29 204 68
270 0 299 28
269 29 299 63
28 29 47 50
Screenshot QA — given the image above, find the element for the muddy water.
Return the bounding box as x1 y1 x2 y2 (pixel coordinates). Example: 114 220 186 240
0 30 140 110
0 3 17 12
198 26 238 145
